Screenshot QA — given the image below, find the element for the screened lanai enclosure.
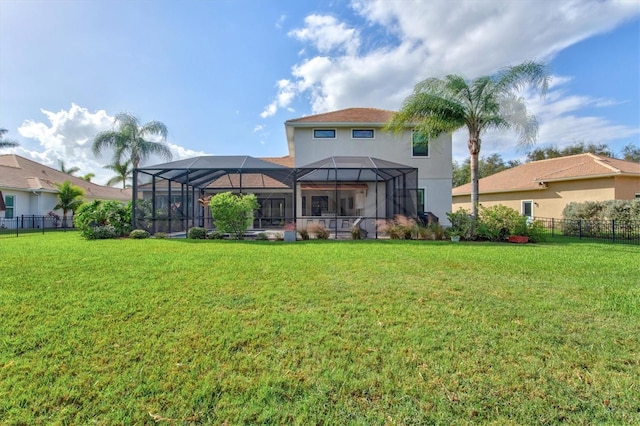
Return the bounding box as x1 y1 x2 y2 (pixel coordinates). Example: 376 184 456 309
134 156 419 238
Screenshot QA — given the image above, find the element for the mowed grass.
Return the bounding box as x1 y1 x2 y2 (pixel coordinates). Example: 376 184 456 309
0 234 638 425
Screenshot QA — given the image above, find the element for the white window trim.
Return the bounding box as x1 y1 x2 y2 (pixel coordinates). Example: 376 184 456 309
521 200 534 218
313 128 337 139
351 128 375 139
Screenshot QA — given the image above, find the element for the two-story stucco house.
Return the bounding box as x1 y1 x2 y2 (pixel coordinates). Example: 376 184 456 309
135 108 452 237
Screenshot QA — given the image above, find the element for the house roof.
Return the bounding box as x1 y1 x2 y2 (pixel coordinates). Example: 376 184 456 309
285 108 395 126
0 154 132 201
452 153 640 196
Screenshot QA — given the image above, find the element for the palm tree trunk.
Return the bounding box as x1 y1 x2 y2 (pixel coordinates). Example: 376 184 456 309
468 136 481 219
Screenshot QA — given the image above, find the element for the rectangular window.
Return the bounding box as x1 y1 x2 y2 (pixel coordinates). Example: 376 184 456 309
522 200 533 218
352 129 374 139
636 193 640 199
412 131 429 157
4 195 14 219
417 189 425 214
313 129 336 139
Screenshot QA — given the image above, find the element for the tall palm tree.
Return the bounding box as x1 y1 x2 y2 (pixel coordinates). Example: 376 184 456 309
54 180 85 228
387 60 549 219
92 112 172 169
58 160 80 176
103 159 133 189
0 128 19 149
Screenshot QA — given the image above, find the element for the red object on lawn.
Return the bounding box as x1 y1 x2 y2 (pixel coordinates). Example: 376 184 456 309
508 235 529 243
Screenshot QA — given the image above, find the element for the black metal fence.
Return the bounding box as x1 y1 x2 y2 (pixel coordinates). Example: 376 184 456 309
0 215 74 237
535 217 640 245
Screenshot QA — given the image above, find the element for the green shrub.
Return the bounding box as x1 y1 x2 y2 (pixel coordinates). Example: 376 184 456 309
187 227 207 239
446 208 474 240
86 225 119 240
562 200 640 237
256 232 268 241
209 192 259 239
129 229 150 239
208 231 224 240
75 200 131 240
154 232 167 239
475 205 523 241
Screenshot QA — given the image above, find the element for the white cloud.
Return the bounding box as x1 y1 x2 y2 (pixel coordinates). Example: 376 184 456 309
265 0 639 117
288 14 360 55
15 104 207 185
275 14 287 29
262 0 639 162
450 78 640 162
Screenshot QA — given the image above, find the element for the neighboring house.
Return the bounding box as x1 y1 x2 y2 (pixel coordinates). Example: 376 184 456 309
136 108 452 236
452 153 640 219
0 154 132 227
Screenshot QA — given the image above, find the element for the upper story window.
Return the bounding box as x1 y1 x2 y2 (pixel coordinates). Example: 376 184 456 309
352 129 374 139
412 130 429 157
313 129 336 139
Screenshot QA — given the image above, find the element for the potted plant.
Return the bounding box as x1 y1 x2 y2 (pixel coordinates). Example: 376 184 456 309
283 222 297 242
446 209 473 242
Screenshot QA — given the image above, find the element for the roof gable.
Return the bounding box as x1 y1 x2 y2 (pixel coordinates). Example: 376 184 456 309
452 153 640 196
0 154 131 201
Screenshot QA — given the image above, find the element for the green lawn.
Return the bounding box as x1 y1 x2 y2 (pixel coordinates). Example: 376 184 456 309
1 233 638 425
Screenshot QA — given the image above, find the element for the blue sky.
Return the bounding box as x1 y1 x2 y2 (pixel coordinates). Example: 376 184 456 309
1 0 639 185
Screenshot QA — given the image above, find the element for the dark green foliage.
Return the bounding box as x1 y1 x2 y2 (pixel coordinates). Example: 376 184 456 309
187 227 207 239
526 141 613 162
452 154 521 187
622 143 640 162
350 226 362 240
129 229 150 239
154 232 167 239
74 200 131 240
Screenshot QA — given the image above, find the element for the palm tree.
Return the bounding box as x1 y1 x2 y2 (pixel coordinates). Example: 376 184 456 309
103 159 133 189
387 60 549 219
82 173 96 182
58 160 80 176
92 112 172 169
0 128 19 149
54 180 85 228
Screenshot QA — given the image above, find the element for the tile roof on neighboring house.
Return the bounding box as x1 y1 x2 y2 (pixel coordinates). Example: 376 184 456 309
0 154 132 201
452 153 640 196
285 108 395 125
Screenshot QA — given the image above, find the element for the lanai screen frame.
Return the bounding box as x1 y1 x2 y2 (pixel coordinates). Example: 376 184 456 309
134 155 418 237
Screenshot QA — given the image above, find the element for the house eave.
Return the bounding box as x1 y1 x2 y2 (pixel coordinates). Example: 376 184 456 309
452 187 548 197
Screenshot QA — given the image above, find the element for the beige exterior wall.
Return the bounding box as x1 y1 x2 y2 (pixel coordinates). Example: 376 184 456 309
452 177 632 218
614 176 640 199
290 126 453 223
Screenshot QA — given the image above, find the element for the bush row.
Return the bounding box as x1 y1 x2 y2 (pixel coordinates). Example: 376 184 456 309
446 205 545 242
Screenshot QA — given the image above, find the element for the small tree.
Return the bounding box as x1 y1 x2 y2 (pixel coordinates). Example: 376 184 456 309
74 200 132 239
209 192 259 239
54 180 85 228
